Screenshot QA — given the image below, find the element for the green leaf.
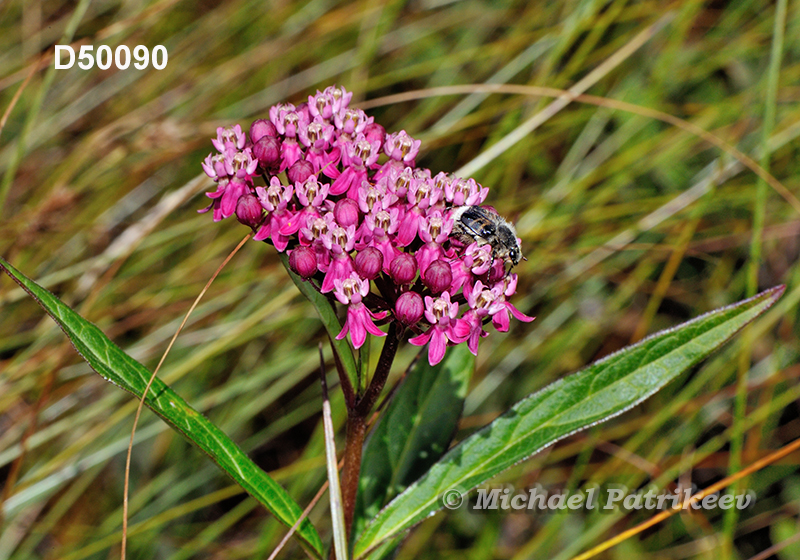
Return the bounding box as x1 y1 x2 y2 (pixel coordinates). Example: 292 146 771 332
354 345 473 539
279 252 359 390
354 286 784 558
0 257 324 559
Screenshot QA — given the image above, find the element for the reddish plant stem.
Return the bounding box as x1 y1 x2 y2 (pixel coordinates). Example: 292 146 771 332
340 413 366 538
356 322 400 416
339 321 401 540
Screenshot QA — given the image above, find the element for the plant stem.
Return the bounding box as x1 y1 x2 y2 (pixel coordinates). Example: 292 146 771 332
356 322 400 416
340 322 401 539
340 413 366 538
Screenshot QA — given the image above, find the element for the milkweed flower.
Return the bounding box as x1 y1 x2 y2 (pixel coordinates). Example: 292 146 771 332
490 274 535 332
409 292 461 365
199 84 533 365
334 273 388 349
453 281 504 355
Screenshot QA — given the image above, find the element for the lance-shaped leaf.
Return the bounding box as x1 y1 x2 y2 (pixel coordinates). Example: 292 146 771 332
0 257 324 559
280 253 359 391
354 345 473 540
354 286 784 558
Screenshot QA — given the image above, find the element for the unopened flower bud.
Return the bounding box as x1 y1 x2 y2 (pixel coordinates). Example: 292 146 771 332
395 291 424 326
235 193 263 228
250 119 277 143
390 253 417 285
288 159 314 185
423 259 452 294
289 246 318 279
253 136 281 169
334 198 360 227
363 122 386 151
355 247 383 280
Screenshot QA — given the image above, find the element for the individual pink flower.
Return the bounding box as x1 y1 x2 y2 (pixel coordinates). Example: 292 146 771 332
299 210 334 243
225 147 259 181
269 104 302 137
296 176 330 208
211 124 246 152
396 176 442 246
278 176 330 236
417 210 454 274
320 224 357 293
254 178 296 251
384 130 421 163
449 242 494 292
444 177 488 207
334 107 373 138
298 213 336 271
270 103 308 170
334 273 387 348
377 166 404 198
200 178 249 221
409 292 461 365
453 282 505 355
309 85 352 121
360 209 401 269
330 134 381 198
357 181 396 215
201 153 228 181
299 117 340 176
375 130 421 178
490 274 534 332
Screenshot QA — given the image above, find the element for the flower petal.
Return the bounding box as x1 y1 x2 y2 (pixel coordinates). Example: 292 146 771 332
427 328 448 365
409 330 432 347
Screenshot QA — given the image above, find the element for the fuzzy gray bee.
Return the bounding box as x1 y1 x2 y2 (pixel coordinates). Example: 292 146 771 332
450 205 523 268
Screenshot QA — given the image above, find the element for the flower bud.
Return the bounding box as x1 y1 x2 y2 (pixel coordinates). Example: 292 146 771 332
423 259 452 294
395 291 424 326
253 136 281 170
390 253 417 285
235 193 263 228
354 247 383 280
288 246 318 279
334 198 360 227
287 159 314 185
363 122 386 151
250 119 277 143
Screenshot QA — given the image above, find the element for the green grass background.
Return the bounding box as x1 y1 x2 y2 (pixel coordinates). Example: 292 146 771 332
2 0 800 558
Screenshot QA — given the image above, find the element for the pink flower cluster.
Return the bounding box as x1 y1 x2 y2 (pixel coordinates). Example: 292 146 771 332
200 85 533 365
